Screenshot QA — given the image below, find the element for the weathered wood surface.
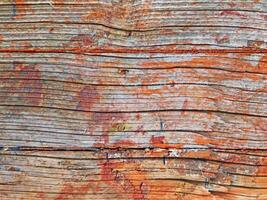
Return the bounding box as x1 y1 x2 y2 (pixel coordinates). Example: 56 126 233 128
0 0 267 200
0 0 266 52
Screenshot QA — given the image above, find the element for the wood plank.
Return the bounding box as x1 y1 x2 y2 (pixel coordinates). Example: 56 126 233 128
0 0 266 199
1 149 267 200
0 53 266 149
0 1 266 51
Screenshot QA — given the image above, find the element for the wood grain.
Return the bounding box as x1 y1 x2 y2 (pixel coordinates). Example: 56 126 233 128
0 0 266 52
0 0 266 199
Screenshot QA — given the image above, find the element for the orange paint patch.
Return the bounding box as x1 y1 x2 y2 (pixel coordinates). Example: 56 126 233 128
150 135 184 149
257 166 267 176
182 149 212 159
109 140 136 148
100 160 148 200
141 61 177 69
52 0 64 5
258 54 267 73
131 85 169 97
143 53 267 80
193 135 210 146
55 182 92 200
14 0 27 19
141 53 264 72
82 5 128 24
150 135 165 146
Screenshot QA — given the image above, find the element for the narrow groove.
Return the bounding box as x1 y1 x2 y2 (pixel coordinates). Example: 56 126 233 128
0 47 266 54
0 104 266 118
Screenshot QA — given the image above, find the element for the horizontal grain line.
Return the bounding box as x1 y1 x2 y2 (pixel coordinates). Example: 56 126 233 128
0 89 266 105
0 52 265 63
0 188 213 198
2 147 267 154
0 3 266 13
1 153 266 167
0 104 266 118
0 47 266 54
1 21 267 31
1 94 266 108
1 78 266 93
1 64 267 75
2 163 264 178
152 178 267 189
2 129 267 142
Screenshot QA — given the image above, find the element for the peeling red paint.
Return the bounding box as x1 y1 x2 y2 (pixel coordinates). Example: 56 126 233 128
55 182 92 200
150 135 165 146
110 140 136 148
1 1 266 199
76 85 100 111
6 63 43 106
220 10 247 18
91 112 128 146
68 34 93 49
215 34 230 44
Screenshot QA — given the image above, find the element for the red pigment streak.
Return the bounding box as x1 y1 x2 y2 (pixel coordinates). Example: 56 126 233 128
66 34 93 50
12 63 43 105
76 85 100 111
220 11 246 18
150 135 165 145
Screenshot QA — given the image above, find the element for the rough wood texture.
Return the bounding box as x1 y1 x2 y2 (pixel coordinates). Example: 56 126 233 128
0 0 267 200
